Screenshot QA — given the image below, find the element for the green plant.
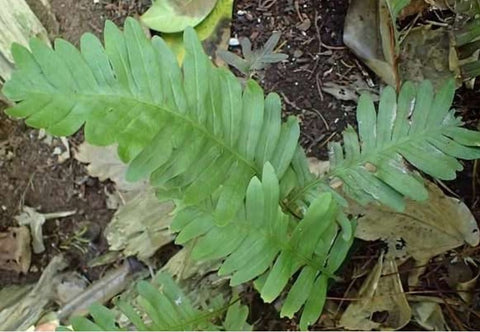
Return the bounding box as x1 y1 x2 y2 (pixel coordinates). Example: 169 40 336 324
3 18 480 330
218 32 288 77
61 272 251 331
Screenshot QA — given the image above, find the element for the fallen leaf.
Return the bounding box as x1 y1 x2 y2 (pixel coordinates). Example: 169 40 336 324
411 300 449 330
321 75 379 102
343 0 398 87
351 181 480 263
0 226 31 273
399 25 457 89
340 253 412 330
75 143 147 202
105 188 174 261
141 0 218 33
162 0 234 63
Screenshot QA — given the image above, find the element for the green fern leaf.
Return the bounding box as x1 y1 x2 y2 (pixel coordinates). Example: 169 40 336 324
172 162 355 329
2 18 300 226
328 79 480 210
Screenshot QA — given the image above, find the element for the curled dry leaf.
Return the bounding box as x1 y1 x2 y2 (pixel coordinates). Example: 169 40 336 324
343 0 398 87
340 254 411 330
351 181 480 262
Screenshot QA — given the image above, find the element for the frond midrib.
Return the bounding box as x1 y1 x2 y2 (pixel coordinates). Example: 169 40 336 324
29 90 260 174
332 126 446 173
286 125 449 205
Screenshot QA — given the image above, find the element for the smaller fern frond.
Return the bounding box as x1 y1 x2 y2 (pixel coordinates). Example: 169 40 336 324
63 272 251 331
327 79 480 210
172 162 355 330
218 32 288 76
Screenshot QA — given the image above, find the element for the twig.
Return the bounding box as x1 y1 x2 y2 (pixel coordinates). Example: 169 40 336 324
315 71 325 102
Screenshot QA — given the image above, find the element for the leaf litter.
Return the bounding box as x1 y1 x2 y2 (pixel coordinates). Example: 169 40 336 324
308 158 480 329
74 142 175 262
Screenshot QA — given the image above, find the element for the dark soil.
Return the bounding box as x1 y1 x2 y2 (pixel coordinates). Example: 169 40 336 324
1 0 479 330
0 109 113 285
232 0 361 159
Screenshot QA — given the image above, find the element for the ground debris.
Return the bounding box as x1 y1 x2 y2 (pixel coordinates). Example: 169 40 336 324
15 206 76 254
340 253 411 330
0 226 31 273
0 255 67 331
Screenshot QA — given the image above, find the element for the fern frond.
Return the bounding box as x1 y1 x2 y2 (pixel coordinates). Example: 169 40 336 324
172 162 355 330
65 272 251 331
327 80 480 210
3 19 351 328
2 18 300 225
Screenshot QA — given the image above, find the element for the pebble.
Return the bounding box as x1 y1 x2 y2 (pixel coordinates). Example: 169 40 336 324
229 38 240 47
293 50 303 58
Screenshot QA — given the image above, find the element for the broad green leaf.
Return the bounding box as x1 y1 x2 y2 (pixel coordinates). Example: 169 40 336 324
161 0 234 63
141 0 218 33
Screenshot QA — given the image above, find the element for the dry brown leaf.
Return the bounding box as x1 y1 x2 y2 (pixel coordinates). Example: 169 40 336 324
351 181 479 262
74 143 147 198
105 188 174 261
0 227 31 273
340 254 411 330
344 0 398 87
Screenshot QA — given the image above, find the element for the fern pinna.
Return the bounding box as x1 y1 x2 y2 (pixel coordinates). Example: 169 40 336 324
3 17 480 330
63 272 252 331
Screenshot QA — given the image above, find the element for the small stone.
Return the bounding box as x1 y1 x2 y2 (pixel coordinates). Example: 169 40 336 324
229 38 240 47
297 18 311 31
293 49 303 58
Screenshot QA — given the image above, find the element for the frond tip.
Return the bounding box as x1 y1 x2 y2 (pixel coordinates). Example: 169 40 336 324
329 79 480 210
